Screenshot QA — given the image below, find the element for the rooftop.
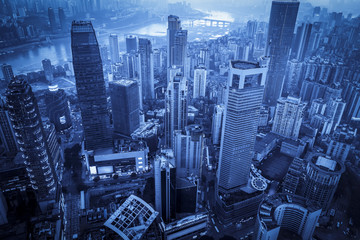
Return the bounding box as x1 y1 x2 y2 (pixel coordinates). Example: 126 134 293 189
231 60 259 70
316 156 337 171
104 195 158 240
308 153 344 174
165 213 207 232
110 79 137 87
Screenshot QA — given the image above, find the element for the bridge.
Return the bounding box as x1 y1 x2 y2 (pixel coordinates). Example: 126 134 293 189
182 18 233 28
157 14 233 28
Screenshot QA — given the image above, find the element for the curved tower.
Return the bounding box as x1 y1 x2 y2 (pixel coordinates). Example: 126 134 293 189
6 77 57 198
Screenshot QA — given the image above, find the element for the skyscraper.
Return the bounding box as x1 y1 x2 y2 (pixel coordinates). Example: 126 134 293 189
174 124 204 178
292 22 312 61
126 35 137 54
217 58 269 192
48 7 57 32
6 77 57 199
138 38 155 100
263 0 299 105
44 86 72 132
110 79 140 137
71 21 112 150
165 73 188 148
42 58 53 82
272 96 306 139
173 30 187 67
154 152 176 223
167 15 181 68
109 34 120 63
212 104 225 145
1 63 14 83
193 65 207 99
325 97 346 132
58 7 66 31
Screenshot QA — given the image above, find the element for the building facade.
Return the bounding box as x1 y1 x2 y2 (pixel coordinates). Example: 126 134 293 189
1 63 14 83
109 33 120 63
138 38 155 100
174 124 204 178
303 153 345 210
167 15 181 69
272 96 306 139
218 58 269 192
155 152 176 223
193 65 207 99
6 77 57 199
263 0 299 105
255 194 321 240
165 73 188 148
71 21 112 150
44 86 72 132
110 79 140 136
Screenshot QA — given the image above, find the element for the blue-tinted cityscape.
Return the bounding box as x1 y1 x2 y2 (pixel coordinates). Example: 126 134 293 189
0 0 359 239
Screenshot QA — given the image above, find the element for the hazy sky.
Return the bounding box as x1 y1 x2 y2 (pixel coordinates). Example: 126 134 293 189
168 0 360 15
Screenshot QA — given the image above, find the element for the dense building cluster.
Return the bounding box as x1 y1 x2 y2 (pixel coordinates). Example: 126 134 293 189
0 0 359 239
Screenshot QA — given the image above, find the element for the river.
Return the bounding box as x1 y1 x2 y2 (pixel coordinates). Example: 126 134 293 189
0 10 235 77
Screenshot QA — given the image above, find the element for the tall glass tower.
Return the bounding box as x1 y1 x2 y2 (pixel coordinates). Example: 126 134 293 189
165 73 188 148
263 0 299 105
138 38 155 100
167 15 181 69
6 77 57 199
71 21 112 150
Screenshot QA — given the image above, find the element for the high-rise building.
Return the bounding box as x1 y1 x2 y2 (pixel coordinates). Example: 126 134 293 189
6 77 57 199
272 96 306 139
122 53 138 79
174 124 204 178
173 30 187 68
218 58 269 192
246 20 258 39
42 58 54 82
48 7 57 32
263 0 299 105
193 65 207 99
255 194 321 240
283 59 303 96
303 153 344 210
342 80 360 121
309 98 326 116
109 34 120 63
126 35 137 54
212 104 225 145
1 64 14 83
58 7 66 31
199 48 210 69
167 65 181 86
292 23 312 61
154 152 176 223
138 38 155 100
326 124 356 163
325 97 346 132
165 73 188 148
110 79 140 137
44 86 72 132
71 21 112 150
167 15 181 68
0 100 18 154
